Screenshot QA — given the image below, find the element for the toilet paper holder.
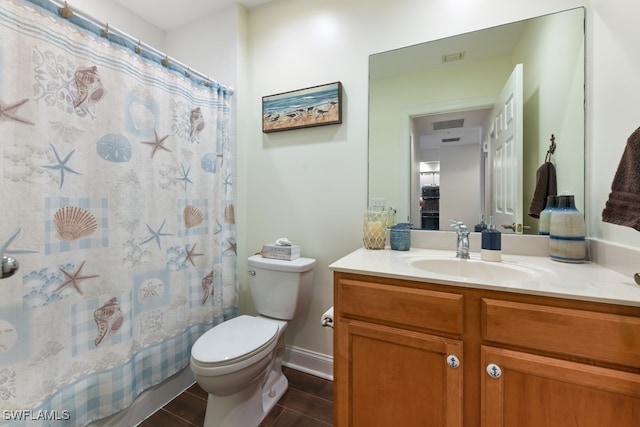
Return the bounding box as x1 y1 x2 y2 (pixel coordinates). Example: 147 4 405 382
321 306 334 328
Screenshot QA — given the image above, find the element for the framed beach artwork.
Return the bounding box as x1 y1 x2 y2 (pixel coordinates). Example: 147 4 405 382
262 82 343 133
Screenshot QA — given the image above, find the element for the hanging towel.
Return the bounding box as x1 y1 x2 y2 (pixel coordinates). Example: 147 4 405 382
602 127 640 232
528 162 557 218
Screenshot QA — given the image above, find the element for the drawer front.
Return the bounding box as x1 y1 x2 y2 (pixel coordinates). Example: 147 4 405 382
482 298 640 368
337 278 463 335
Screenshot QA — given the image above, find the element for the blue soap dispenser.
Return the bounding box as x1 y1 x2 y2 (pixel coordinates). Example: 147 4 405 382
481 216 502 262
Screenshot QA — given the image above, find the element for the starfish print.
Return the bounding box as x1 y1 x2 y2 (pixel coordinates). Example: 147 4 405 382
0 228 38 258
55 260 99 295
140 129 171 158
42 144 81 189
184 243 204 267
0 98 35 126
176 164 193 193
140 219 173 250
224 239 237 256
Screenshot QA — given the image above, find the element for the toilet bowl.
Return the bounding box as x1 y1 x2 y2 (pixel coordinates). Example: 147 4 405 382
190 255 315 427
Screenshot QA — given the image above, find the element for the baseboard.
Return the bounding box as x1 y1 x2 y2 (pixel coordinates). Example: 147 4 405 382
283 345 334 381
87 366 195 427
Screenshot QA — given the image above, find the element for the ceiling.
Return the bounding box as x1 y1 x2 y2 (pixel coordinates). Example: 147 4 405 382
369 21 524 81
110 0 271 31
416 108 492 151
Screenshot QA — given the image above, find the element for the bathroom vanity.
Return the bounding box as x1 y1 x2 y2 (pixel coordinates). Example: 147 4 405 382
330 247 640 426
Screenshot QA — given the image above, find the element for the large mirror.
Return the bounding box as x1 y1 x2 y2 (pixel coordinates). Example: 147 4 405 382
368 7 585 234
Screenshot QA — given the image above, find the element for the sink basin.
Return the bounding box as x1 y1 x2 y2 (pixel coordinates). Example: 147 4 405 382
409 257 549 282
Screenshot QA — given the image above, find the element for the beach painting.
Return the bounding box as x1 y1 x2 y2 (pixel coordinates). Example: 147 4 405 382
262 82 342 133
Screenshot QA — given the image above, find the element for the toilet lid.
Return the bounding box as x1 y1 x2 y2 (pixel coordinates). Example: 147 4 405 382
191 315 279 366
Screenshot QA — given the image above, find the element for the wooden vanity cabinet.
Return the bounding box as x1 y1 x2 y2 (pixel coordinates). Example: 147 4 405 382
481 298 640 426
334 274 465 426
333 272 640 427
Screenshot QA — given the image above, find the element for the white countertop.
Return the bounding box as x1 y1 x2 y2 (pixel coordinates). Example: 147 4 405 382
329 247 640 307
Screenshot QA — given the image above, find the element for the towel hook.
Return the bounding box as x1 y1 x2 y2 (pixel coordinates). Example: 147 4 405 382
545 134 556 163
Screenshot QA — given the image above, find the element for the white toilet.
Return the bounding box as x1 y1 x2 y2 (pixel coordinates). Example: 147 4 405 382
190 254 316 427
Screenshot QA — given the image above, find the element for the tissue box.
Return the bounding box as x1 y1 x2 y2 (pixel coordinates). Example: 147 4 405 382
261 244 301 260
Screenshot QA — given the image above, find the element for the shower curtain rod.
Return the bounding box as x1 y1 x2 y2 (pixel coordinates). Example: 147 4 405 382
47 0 234 94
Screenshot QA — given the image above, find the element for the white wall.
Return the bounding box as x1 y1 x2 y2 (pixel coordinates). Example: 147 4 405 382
588 0 640 247
77 0 640 371
76 0 165 49
439 144 481 228
164 4 242 90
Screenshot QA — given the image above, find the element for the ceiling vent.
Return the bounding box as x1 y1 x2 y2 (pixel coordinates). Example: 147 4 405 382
442 51 465 63
433 119 464 131
442 137 461 143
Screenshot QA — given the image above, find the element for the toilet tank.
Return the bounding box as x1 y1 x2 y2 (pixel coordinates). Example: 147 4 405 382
248 255 316 320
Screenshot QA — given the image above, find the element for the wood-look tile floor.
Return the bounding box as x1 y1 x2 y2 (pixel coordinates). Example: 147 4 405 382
139 367 333 427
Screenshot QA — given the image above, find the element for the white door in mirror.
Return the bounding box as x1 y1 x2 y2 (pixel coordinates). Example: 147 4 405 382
491 64 523 233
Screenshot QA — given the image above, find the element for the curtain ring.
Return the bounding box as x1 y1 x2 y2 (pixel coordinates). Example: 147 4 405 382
161 55 170 67
134 40 142 54
185 67 191 78
205 77 210 87
59 1 73 19
101 23 110 38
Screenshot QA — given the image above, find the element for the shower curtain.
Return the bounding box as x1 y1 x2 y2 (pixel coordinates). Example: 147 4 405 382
0 0 237 425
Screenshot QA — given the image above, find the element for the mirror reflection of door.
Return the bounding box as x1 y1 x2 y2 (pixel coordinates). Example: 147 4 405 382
490 64 523 233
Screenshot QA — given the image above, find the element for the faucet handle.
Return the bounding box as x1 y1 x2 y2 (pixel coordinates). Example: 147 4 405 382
450 219 466 233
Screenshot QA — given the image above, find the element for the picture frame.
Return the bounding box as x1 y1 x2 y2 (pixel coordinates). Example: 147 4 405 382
262 82 342 133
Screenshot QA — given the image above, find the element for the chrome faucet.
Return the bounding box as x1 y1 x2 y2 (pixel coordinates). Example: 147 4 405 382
450 219 470 259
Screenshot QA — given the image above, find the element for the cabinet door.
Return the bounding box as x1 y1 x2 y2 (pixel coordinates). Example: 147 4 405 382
335 318 463 427
482 346 640 427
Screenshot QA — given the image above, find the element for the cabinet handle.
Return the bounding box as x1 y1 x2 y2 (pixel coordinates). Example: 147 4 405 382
486 363 502 378
446 354 460 369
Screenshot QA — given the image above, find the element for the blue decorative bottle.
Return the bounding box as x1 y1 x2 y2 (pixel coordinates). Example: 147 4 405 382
549 195 585 263
539 195 559 235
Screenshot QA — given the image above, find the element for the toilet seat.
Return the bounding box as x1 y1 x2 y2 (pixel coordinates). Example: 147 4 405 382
191 315 279 367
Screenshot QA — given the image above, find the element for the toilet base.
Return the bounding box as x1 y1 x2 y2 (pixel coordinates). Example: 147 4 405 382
201 330 289 427
202 364 288 427
262 368 288 412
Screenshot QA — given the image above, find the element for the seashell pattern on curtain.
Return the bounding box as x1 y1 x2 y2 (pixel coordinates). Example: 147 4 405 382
0 0 238 425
